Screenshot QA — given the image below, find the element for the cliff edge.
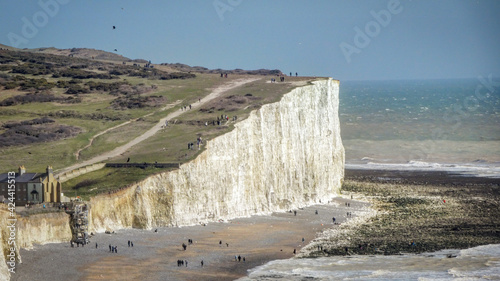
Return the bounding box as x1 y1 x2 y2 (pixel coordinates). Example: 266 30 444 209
89 78 344 231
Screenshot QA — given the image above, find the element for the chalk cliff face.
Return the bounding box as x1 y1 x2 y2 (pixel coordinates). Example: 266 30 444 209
0 209 14 281
16 212 73 249
0 78 343 278
90 78 344 232
0 209 72 280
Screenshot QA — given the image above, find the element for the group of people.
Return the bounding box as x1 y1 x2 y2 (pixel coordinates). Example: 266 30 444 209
178 239 205 268
104 240 134 253
187 136 203 150
176 259 204 267
109 244 118 253
180 104 192 111
271 72 299 83
234 255 245 262
177 238 249 269
210 114 236 126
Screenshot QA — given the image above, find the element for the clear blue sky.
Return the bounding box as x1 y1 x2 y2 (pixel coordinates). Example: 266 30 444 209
0 0 499 81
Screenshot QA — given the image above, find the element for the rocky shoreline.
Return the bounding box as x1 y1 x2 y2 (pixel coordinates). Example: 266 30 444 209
305 169 500 257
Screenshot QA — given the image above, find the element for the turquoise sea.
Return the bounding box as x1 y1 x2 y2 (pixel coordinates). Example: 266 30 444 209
339 78 500 177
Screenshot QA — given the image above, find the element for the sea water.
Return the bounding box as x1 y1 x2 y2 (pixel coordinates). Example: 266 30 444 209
339 79 500 177
240 244 500 280
239 79 500 280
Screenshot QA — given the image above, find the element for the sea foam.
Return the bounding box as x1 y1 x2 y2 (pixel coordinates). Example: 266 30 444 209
346 160 500 178
240 244 500 280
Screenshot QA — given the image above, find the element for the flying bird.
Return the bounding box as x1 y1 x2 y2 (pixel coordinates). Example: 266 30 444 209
113 26 116 29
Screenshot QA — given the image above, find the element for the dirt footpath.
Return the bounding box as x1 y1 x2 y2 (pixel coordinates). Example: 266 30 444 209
57 78 260 176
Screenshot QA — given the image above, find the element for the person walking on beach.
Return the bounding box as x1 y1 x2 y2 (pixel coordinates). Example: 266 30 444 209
96 243 98 249
201 260 204 267
109 244 111 252
128 240 130 247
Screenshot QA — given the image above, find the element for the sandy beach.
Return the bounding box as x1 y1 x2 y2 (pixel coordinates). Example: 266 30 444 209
13 197 369 281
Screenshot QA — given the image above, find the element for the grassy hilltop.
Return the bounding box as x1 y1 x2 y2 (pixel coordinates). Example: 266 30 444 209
0 46 318 199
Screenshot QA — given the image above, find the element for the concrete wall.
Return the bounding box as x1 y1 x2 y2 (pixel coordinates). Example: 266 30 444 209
57 163 106 183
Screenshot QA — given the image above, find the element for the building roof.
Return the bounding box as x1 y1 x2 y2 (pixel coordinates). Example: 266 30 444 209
0 172 45 183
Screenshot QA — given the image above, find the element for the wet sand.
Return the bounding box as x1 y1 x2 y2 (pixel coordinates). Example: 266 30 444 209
13 198 368 281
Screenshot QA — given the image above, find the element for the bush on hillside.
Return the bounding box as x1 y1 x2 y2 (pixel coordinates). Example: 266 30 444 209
0 122 82 147
11 63 53 75
65 84 89 95
0 92 78 106
160 72 196 80
86 81 129 92
53 68 116 79
45 110 125 121
3 117 55 129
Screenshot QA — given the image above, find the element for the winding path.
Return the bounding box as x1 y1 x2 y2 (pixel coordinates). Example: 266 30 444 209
74 100 182 160
56 78 260 176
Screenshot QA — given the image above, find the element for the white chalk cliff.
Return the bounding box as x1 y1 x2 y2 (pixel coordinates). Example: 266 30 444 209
0 78 343 279
89 78 344 231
